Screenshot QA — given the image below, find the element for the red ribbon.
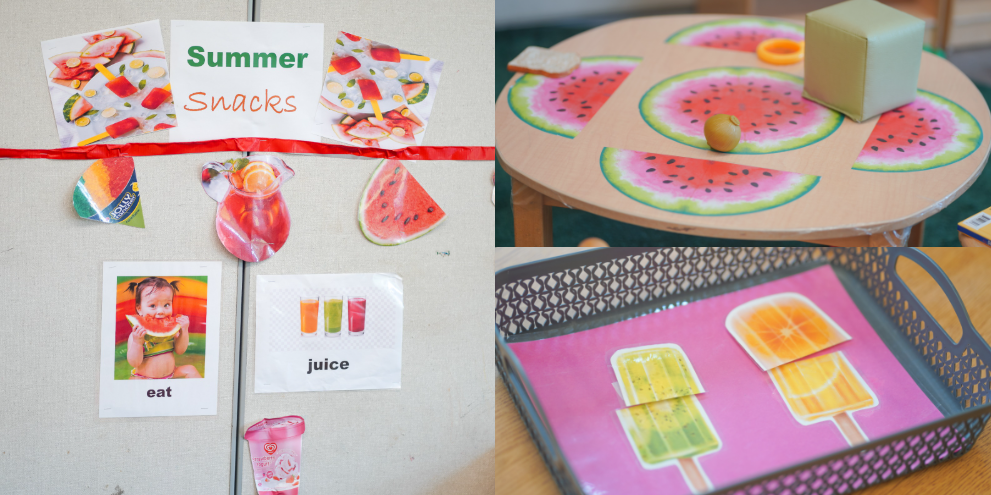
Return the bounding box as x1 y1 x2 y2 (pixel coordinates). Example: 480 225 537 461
0 138 493 161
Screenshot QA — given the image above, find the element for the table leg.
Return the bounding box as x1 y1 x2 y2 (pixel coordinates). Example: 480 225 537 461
809 222 924 247
511 177 553 247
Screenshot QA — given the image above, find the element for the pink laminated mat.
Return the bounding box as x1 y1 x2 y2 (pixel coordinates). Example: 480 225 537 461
508 265 943 495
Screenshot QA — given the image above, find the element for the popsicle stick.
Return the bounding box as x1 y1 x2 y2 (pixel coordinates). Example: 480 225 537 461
369 100 383 121
94 63 116 81
327 66 336 73
163 83 171 92
833 412 868 446
400 54 430 61
78 132 110 146
677 457 712 494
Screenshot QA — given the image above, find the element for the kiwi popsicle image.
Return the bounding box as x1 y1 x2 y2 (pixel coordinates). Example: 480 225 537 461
612 344 705 406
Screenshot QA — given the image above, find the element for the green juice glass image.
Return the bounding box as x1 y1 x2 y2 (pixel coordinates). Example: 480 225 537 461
323 297 343 338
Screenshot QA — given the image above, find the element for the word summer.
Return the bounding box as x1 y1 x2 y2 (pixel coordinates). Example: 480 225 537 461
183 91 297 113
187 47 309 69
306 359 350 374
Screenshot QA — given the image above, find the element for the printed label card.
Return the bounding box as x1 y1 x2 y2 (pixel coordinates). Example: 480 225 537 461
99 261 222 418
41 20 176 147
169 21 324 142
315 31 443 149
254 274 403 393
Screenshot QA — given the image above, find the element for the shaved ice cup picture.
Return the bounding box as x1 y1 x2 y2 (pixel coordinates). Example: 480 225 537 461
640 67 843 154
509 56 641 139
601 147 820 216
73 156 145 227
852 89 982 172
245 415 305 495
612 345 720 494
666 18 804 52
316 31 443 149
113 275 208 380
201 156 294 262
41 20 176 147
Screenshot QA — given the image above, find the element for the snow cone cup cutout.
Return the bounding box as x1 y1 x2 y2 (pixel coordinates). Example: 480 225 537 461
201 156 294 262
245 415 305 495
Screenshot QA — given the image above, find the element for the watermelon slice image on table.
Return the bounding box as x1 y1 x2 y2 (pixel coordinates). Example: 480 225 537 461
600 147 820 215
509 56 641 139
641 67 843 154
359 159 446 245
852 89 983 172
666 18 804 52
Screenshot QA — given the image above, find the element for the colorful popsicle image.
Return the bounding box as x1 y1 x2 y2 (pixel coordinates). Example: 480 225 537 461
141 83 172 109
357 79 384 120
78 117 140 146
611 344 704 407
617 396 720 494
725 293 851 370
769 351 877 446
348 297 366 336
368 47 431 63
329 56 361 74
93 63 137 98
323 297 342 338
300 297 318 337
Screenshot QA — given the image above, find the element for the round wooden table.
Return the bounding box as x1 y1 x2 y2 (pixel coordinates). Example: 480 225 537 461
496 15 991 247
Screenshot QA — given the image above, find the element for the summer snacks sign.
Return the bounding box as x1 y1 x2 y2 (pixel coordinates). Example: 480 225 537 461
169 20 324 142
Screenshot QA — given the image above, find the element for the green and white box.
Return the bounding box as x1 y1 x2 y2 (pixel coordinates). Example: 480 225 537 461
802 0 925 123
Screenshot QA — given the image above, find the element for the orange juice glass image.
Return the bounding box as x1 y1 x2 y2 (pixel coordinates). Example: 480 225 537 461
300 297 319 337
769 351 877 445
725 293 851 370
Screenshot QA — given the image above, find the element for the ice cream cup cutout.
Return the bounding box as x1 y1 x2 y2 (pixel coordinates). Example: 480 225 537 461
756 38 805 65
200 156 295 262
244 416 305 495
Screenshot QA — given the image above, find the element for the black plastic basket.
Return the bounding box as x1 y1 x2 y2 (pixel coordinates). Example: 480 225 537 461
496 247 991 495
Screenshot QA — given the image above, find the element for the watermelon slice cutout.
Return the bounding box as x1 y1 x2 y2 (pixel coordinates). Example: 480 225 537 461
666 18 804 52
600 147 819 215
852 89 983 172
359 160 446 245
641 67 843 154
509 56 641 139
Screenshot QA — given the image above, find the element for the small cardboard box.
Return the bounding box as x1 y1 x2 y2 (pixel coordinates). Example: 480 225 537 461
959 207 991 247
802 0 925 123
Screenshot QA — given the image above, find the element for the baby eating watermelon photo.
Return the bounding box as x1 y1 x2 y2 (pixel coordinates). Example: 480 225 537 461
114 276 208 380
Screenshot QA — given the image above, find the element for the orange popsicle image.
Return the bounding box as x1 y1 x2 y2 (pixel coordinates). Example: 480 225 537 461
725 293 851 370
769 351 877 445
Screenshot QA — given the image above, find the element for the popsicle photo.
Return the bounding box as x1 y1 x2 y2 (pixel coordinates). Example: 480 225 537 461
41 20 177 147
725 292 851 370
769 351 877 446
315 31 442 149
612 344 704 407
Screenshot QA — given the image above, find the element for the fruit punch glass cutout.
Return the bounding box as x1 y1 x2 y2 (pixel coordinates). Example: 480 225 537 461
640 67 843 154
359 159 446 245
666 18 804 52
600 147 820 215
853 89 983 172
769 351 878 446
201 156 294 262
617 396 721 494
725 292 851 370
509 56 641 139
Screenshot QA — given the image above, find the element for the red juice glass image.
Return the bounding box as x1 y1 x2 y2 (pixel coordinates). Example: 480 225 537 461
245 415 305 495
348 297 366 336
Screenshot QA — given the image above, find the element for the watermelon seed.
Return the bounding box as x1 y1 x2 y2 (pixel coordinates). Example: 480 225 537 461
919 108 925 111
920 142 927 146
390 181 396 185
571 76 576 80
705 188 711 193
645 156 657 160
728 172 737 175
710 84 716 87
785 92 791 95
748 81 754 85
751 122 756 126
683 109 692 113
646 168 656 172
427 207 435 212
747 89 752 92
607 78 616 82
598 82 604 85
754 131 761 134
928 136 935 139
617 71 623 75
751 182 758 187
414 215 419 220
899 115 905 118
404 217 411 225
794 111 802 114
691 119 698 123
897 148 904 152
684 100 692 103
581 78 586 82
912 132 919 136
931 119 938 122
557 109 566 112
562 98 569 102
559 82 565 86
577 114 586 118
871 146 878 151
724 188 733 193
768 123 776 125
742 170 749 175
382 216 388 223
581 100 587 104
770 128 778 132
666 159 674 164
726 82 732 85
762 98 770 101
877 138 887 142
908 139 913 143
762 91 769 94
382 202 387 208
775 111 782 115
714 97 721 100
918 118 924 121
792 102 800 105
789 121 797 124
763 85 770 88
380 191 384 196
669 174 678 177
690 90 697 94
680 185 688 189
395 213 402 220
892 109 901 112
676 165 685 168
773 100 779 104
764 114 772 117
688 177 695 180
581 106 592 109
763 172 772 176
549 98 557 102
663 180 673 184
725 181 734 185
593 71 599 75
704 110 711 114
933 127 941 130
550 91 557 94
708 179 713 184
888 135 893 138
704 99 710 103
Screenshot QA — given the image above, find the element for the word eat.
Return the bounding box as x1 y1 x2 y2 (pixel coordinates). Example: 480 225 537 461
147 387 172 397
187 47 309 69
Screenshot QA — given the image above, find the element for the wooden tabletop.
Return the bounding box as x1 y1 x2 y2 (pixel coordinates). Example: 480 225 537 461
495 15 991 242
495 247 991 494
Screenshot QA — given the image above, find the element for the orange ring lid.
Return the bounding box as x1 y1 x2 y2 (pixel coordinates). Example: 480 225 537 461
756 38 805 65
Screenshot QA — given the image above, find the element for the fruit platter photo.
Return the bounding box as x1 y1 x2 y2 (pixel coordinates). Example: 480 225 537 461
41 20 175 148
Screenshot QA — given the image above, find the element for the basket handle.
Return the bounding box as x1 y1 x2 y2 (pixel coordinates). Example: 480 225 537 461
890 248 978 345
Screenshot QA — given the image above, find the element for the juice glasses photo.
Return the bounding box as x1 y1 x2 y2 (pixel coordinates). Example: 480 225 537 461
348 297 366 336
300 297 318 337
323 296 343 338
